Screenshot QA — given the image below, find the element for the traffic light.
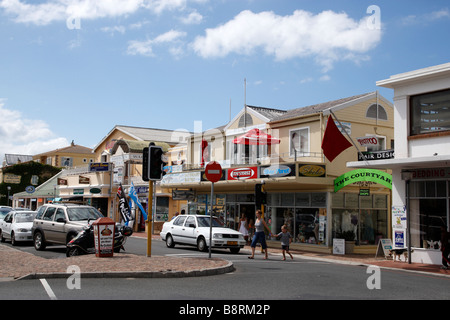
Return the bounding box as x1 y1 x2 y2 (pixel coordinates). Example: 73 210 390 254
255 183 266 207
148 145 165 181
142 147 149 181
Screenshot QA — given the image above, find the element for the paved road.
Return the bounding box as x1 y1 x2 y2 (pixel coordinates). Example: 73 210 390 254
1 236 449 304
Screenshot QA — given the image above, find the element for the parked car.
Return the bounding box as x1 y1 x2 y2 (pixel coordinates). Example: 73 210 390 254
32 203 103 251
0 210 36 245
0 206 13 221
160 215 246 253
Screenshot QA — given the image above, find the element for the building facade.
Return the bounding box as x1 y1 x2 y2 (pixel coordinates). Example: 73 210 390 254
349 63 450 264
161 92 394 254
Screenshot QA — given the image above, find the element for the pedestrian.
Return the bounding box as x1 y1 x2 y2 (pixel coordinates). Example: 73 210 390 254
238 213 249 243
248 210 270 260
440 226 450 270
171 211 180 220
275 225 293 260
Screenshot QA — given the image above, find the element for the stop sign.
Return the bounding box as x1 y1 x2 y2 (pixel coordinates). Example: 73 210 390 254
205 161 222 183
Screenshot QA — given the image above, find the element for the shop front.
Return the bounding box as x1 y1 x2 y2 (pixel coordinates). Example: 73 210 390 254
163 163 393 253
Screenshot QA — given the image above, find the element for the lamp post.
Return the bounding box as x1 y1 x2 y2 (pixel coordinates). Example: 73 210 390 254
7 186 11 206
401 170 414 264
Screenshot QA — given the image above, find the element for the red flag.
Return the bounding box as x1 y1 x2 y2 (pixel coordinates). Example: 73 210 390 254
321 116 352 162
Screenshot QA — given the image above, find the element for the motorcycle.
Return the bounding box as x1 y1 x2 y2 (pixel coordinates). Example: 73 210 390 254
66 222 133 257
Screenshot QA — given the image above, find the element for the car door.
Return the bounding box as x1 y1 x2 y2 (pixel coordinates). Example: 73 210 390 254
40 207 57 242
2 213 13 239
181 216 198 245
51 208 67 244
170 216 187 244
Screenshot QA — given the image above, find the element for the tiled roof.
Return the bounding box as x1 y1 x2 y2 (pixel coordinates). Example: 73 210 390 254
270 92 375 122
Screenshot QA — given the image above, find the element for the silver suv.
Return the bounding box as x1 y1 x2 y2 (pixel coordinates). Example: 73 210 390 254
32 203 103 251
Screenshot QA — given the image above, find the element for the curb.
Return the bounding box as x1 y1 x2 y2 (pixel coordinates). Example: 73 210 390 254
17 260 235 280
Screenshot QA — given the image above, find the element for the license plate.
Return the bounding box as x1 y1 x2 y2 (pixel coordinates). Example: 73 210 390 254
227 241 238 245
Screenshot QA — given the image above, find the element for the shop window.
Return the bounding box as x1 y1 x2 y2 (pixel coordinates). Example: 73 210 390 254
155 197 169 221
295 193 310 206
410 88 450 136
332 193 388 245
418 199 447 249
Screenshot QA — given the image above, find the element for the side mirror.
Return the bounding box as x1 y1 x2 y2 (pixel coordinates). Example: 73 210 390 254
188 223 196 228
56 218 66 223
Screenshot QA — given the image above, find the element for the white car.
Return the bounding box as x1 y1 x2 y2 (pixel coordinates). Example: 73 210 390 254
0 210 36 245
160 215 246 254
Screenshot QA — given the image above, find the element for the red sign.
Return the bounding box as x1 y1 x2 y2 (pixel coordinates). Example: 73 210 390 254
205 161 222 183
227 167 258 180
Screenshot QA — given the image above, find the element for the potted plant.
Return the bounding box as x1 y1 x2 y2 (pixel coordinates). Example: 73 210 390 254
338 230 356 254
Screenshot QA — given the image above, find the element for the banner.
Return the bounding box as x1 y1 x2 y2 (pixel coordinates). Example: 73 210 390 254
129 182 147 221
117 184 132 222
334 169 392 192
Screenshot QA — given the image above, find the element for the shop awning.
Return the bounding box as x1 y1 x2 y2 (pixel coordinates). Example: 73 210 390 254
232 128 280 145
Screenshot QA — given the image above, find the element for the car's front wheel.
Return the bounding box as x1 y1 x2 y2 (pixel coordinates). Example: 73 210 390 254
33 231 46 251
197 237 208 252
166 234 175 248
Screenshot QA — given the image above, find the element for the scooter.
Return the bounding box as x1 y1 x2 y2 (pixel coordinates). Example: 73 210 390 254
66 222 133 257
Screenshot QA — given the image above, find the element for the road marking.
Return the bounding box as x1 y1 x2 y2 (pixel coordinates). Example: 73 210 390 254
40 279 57 300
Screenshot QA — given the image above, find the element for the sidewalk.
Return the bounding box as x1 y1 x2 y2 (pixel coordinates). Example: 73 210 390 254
134 232 450 277
1 232 448 281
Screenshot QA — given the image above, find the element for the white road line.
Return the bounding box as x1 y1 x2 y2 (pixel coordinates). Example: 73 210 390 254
40 279 57 300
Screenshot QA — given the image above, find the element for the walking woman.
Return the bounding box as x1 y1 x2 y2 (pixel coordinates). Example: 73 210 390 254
248 210 271 260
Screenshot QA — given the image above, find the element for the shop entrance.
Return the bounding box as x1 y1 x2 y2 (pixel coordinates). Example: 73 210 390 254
225 203 255 231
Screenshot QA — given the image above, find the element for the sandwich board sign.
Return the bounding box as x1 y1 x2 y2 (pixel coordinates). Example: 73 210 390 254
375 238 393 259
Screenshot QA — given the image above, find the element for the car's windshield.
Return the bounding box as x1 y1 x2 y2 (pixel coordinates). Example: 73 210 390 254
15 212 35 223
67 207 103 221
197 216 224 228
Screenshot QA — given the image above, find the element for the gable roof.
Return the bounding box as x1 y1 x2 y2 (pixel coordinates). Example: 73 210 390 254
33 143 93 157
270 92 378 123
93 125 191 152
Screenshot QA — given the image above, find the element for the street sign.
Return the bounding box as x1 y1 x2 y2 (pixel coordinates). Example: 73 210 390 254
205 161 222 183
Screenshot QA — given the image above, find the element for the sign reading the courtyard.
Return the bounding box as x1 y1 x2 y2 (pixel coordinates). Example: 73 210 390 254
334 169 392 192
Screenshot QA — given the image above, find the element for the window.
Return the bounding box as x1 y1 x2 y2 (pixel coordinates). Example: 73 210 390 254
61 157 73 167
238 113 253 127
289 127 309 157
410 88 450 135
366 104 388 120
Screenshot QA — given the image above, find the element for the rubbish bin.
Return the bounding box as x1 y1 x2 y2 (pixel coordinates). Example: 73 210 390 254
93 217 115 257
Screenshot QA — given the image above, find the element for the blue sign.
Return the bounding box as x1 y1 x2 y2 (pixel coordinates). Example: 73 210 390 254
25 186 35 194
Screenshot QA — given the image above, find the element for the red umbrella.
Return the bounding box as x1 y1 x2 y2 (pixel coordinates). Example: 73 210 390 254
232 128 280 145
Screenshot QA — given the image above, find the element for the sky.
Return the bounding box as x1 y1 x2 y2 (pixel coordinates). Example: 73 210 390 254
0 0 449 164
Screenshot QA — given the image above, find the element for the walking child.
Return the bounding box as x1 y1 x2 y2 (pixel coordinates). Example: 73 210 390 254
275 225 293 260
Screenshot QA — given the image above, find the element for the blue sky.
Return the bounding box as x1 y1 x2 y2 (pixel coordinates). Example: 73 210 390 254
0 0 449 163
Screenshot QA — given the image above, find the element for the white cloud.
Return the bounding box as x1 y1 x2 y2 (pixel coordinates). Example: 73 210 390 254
127 29 187 57
191 9 381 71
0 0 189 25
180 10 203 24
0 101 69 162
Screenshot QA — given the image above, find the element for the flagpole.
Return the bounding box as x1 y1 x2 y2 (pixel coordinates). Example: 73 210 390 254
329 109 370 166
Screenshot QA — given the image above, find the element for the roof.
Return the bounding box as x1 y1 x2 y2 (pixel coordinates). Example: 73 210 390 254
93 125 191 152
33 143 93 157
111 139 171 154
377 62 450 89
246 105 287 121
270 92 379 122
3 154 33 166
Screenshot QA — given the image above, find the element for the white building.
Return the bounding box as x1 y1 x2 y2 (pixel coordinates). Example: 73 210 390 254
349 63 450 265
